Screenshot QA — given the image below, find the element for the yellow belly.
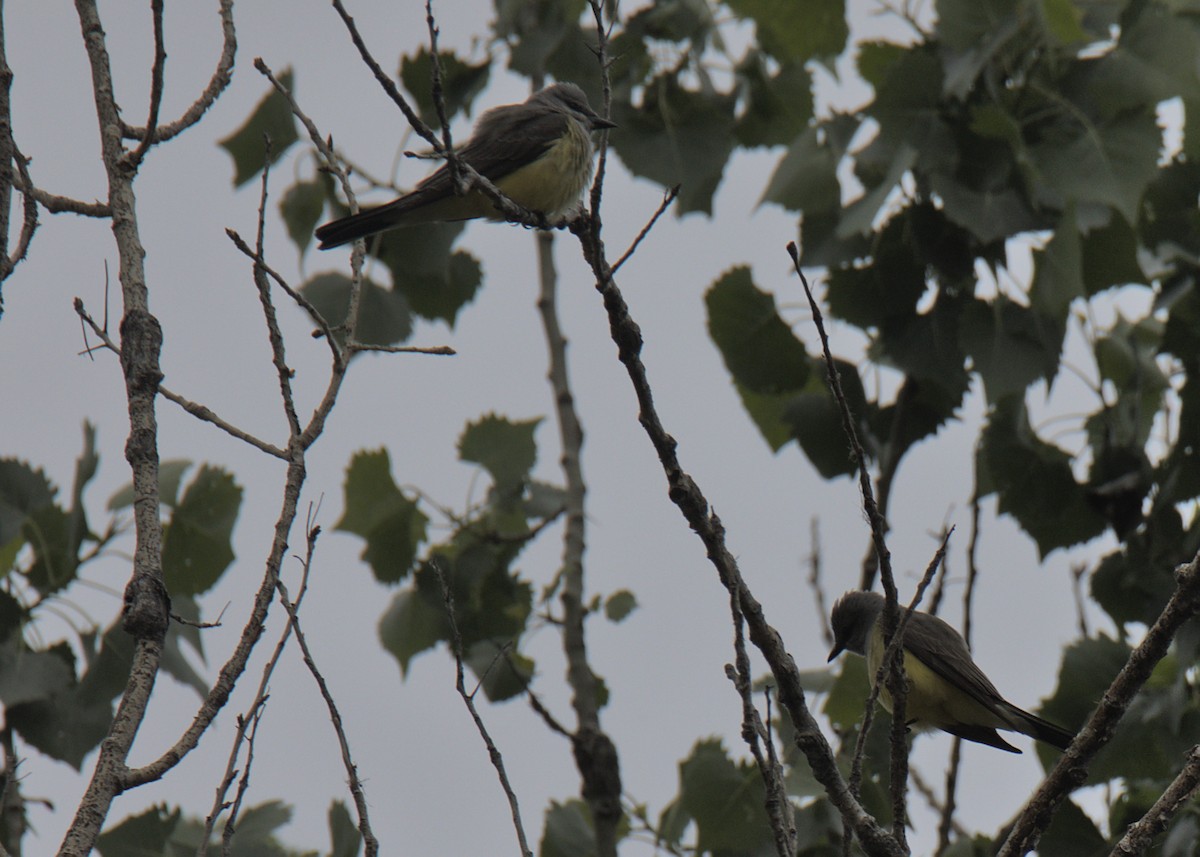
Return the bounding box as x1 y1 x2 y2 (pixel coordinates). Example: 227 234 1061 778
415 119 594 223
866 626 1006 731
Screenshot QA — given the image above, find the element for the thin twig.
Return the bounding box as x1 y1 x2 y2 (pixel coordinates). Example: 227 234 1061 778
275 523 378 856
160 386 287 458
249 136 302 437
424 0 462 195
611 185 679 275
434 561 534 857
121 0 235 145
788 245 906 848
586 0 614 220
936 504 979 855
218 703 266 857
910 765 969 841
349 343 457 356
224 228 342 360
1108 745 1200 855
724 584 796 857
808 518 832 647
124 0 165 170
535 199 622 855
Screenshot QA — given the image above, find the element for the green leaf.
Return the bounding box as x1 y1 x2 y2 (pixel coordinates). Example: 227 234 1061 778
785 358 869 480
960 297 1065 403
731 383 796 452
677 739 773 854
218 69 299 188
24 503 79 595
8 631 130 768
836 142 916 238
929 171 1037 244
162 466 242 597
760 125 840 213
1030 210 1083 320
0 459 55 552
705 266 811 395
625 0 715 44
1082 5 1200 120
457 414 541 493
604 590 637 622
826 634 880 715
976 397 1107 556
609 75 736 215
107 459 192 511
1042 0 1086 45
280 176 330 253
379 587 446 675
0 642 72 707
335 449 428 584
825 213 928 329
734 56 813 148
399 47 491 127
1140 160 1200 266
936 0 1023 99
328 800 362 857
857 41 907 89
1028 110 1162 224
96 804 181 857
377 223 482 326
494 0 588 78
1080 213 1144 295
229 800 292 846
1039 798 1107 857
541 800 595 857
300 272 414 348
466 638 533 702
1090 510 1191 628
727 0 848 64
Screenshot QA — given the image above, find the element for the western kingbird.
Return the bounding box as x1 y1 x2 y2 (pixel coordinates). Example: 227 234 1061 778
827 590 1074 753
315 82 616 249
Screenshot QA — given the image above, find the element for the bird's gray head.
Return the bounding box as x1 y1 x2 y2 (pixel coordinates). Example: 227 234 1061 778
827 590 885 661
533 82 617 131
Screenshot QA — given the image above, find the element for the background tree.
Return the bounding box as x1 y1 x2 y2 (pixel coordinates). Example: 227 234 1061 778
2 0 1200 855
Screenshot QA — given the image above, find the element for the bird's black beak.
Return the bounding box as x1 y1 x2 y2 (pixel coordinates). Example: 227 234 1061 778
592 117 618 130
827 643 844 663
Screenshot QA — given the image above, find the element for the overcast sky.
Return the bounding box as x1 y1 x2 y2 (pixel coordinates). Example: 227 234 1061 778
1 1 1117 853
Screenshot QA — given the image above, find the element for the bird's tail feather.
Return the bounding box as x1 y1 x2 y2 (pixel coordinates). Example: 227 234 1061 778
1008 706 1075 751
315 200 409 250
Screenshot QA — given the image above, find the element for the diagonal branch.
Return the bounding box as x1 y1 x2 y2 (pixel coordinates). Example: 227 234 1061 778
998 557 1200 855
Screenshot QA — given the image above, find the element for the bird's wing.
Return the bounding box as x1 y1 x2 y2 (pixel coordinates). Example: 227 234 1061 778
414 109 572 195
902 612 1008 710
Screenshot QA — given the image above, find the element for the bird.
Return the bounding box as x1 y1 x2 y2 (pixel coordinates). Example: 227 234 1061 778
315 82 616 249
827 590 1075 753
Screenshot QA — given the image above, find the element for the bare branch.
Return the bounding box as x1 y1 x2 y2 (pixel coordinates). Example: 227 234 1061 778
159 385 287 459
348 343 456 356
568 213 904 857
724 595 796 857
1109 745 1200 855
123 0 165 170
121 0 236 145
434 561 534 857
275 523 379 857
998 557 1200 855
611 185 679 275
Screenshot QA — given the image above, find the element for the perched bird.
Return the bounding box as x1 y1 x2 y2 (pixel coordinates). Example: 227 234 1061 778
827 590 1075 753
315 82 616 249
